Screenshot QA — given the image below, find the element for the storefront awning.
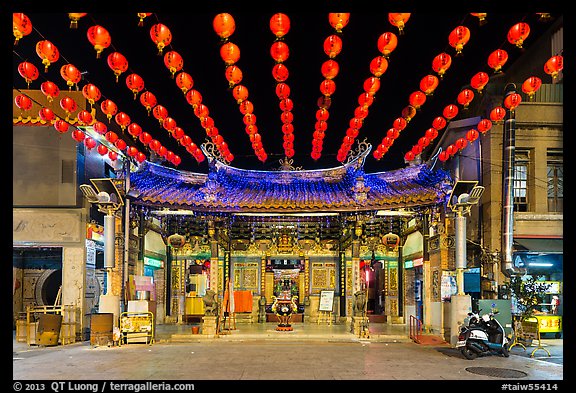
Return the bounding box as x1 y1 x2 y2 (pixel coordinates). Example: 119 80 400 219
513 238 563 253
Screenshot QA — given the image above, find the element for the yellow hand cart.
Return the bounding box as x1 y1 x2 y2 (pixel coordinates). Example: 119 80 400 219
119 311 154 346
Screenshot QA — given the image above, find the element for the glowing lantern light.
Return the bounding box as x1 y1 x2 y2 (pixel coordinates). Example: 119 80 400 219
544 55 563 81
139 131 153 145
370 56 389 77
59 96 78 116
466 129 479 142
363 77 380 96
81 83 101 107
94 121 107 135
239 100 254 115
358 92 374 108
448 26 471 56
328 13 350 33
194 104 209 119
107 52 129 82
438 150 450 162
84 137 97 150
487 49 508 73
320 79 336 96
136 152 147 163
507 22 530 48
270 41 290 63
39 107 55 123
164 50 184 77
320 59 339 80
377 32 398 58
405 151 416 161
127 146 139 157
432 52 452 78
504 92 522 111
18 61 39 87
470 71 490 94
105 131 119 144
387 128 399 139
114 138 126 150
127 122 142 138
276 83 291 99
13 13 33 45
432 116 447 131
420 75 439 96
68 13 87 29
280 98 293 112
224 65 243 88
60 63 81 90
443 104 459 120
324 35 343 58
232 85 249 103
402 105 416 122
408 91 426 110
137 13 152 27
175 71 194 93
40 81 60 103
35 40 60 72
86 25 111 58
418 136 431 148
455 137 468 151
185 89 202 108
272 64 289 83
457 88 475 109
100 99 118 122
15 94 33 112
446 144 458 156
521 76 542 100
388 13 410 34
270 13 290 38
71 129 85 142
97 144 108 156
115 112 131 131
108 151 118 161
152 105 168 125
77 110 93 126
393 117 407 131
163 117 178 133
477 118 493 133
150 23 172 54
220 42 241 65
354 106 369 119
470 13 487 26
411 144 423 156
125 73 145 99
140 91 157 114
54 119 70 134
489 106 506 122
425 127 438 140
213 13 236 40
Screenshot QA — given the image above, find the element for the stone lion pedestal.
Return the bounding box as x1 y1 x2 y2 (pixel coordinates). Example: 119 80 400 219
202 316 218 337
351 316 370 338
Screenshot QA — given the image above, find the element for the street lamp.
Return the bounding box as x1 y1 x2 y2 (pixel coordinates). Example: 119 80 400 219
80 178 124 318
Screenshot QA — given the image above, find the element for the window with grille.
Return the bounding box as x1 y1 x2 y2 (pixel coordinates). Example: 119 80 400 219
547 150 563 212
513 150 529 212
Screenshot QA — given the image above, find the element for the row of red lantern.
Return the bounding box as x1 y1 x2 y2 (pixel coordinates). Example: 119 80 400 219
269 13 296 159
213 13 267 163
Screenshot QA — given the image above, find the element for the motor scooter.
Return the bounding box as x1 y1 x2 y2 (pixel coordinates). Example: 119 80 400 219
456 310 510 360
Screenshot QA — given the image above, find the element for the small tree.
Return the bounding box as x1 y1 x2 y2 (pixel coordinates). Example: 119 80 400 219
509 275 551 319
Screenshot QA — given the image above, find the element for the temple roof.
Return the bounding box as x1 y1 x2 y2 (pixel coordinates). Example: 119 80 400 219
126 153 452 213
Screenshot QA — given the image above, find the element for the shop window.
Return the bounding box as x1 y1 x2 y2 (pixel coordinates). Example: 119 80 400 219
513 150 530 212
547 150 563 213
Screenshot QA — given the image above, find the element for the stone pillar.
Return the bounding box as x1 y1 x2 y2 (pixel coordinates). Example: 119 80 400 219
62 246 86 339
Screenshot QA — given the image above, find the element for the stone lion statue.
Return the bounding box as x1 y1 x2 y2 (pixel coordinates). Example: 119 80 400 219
202 289 219 316
353 289 367 316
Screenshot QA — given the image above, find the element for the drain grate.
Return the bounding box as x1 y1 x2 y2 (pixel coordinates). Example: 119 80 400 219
466 367 528 379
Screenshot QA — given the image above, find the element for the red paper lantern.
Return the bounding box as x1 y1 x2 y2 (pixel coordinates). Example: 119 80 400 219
175 71 194 93
320 79 336 96
150 23 172 54
420 75 439 96
105 131 119 143
401 105 416 122
270 41 290 63
323 35 343 58
363 77 380 96
455 137 468 151
115 112 131 130
71 129 85 142
60 63 81 90
270 13 290 38
466 129 479 142
220 42 240 65
477 118 492 134
280 99 293 112
149 139 161 152
15 94 33 111
163 117 177 132
40 81 60 102
358 93 374 108
388 13 410 34
470 13 487 25
457 88 475 109
171 127 185 140
140 91 157 114
387 128 400 139
521 76 542 100
127 122 142 138
432 116 447 130
369 56 389 77
544 55 563 81
507 22 530 48
443 104 459 120
77 110 93 126
504 93 522 111
418 136 431 148
54 119 69 134
408 91 426 110
425 127 439 140
100 99 118 122
114 138 126 150
139 131 153 145
213 13 235 40
164 50 184 77
317 96 332 110
411 144 423 156
470 71 490 94
438 150 450 162
35 40 60 72
448 26 470 55
354 106 369 119
18 61 39 87
68 13 87 29
194 104 209 119
320 59 339 80
84 136 97 150
13 13 32 45
152 105 169 124
377 32 398 58
86 25 111 58
432 53 452 78
489 106 506 122
107 52 128 82
136 152 147 163
405 151 416 161
127 146 139 157
393 117 407 132
272 64 289 83
275 83 291 99
108 150 118 161
487 49 508 73
82 83 101 106
59 96 78 115
232 85 249 103
185 89 202 107
446 144 458 156
125 73 145 99
328 13 350 33
94 121 107 135
97 144 108 156
39 107 55 123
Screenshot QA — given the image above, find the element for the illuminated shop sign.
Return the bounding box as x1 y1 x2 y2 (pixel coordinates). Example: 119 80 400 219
144 256 164 269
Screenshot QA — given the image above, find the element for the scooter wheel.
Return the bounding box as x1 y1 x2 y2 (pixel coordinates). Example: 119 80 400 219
501 343 510 358
461 347 478 360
